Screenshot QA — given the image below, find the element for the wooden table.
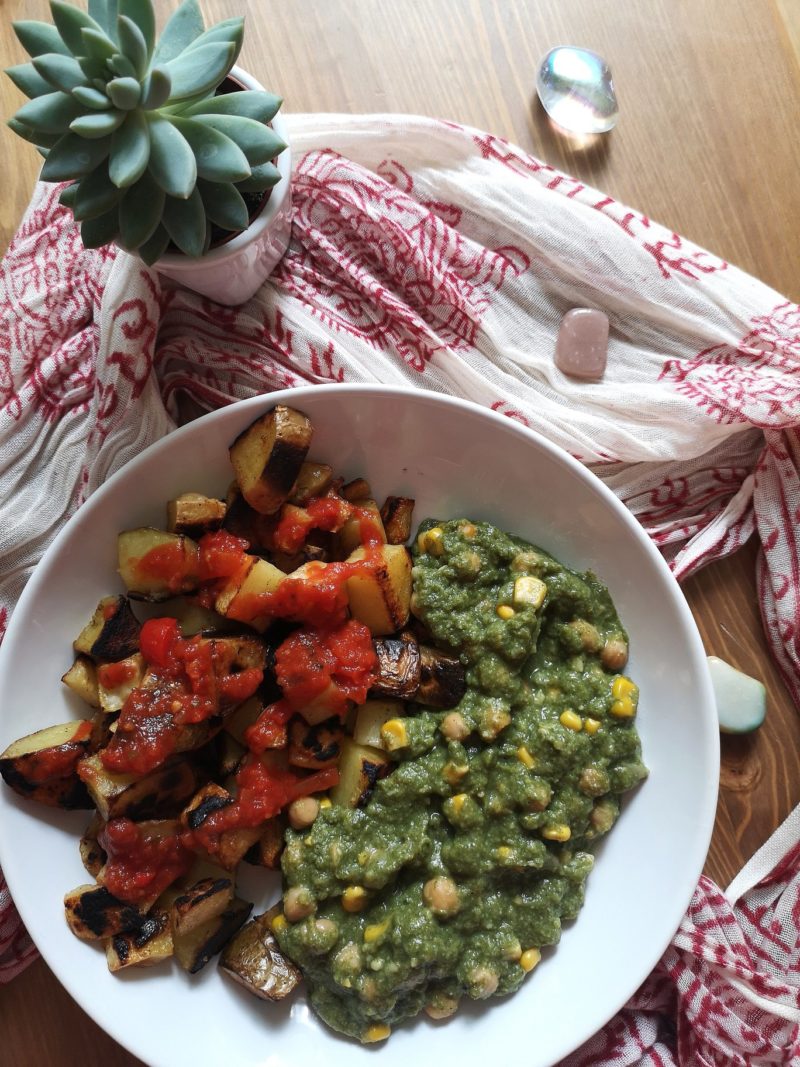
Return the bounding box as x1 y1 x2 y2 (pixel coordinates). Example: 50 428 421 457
1 2 799 1063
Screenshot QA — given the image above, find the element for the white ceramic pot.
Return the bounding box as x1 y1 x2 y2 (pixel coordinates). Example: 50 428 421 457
156 66 292 306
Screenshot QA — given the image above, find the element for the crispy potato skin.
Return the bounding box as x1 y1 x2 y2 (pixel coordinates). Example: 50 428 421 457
229 406 313 516
219 906 301 1000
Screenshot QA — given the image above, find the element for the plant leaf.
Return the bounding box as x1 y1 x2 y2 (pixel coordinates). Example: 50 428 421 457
119 170 164 249
71 109 126 138
40 131 111 181
79 56 110 82
50 1 105 55
235 161 281 193
88 0 119 41
80 205 121 248
137 223 170 265
147 115 197 197
15 92 83 134
73 167 124 220
119 0 155 60
107 53 137 79
59 181 79 209
183 90 282 124
152 0 204 65
12 21 70 59
72 85 111 110
140 67 171 109
5 63 53 100
32 53 86 93
107 76 141 109
195 114 286 165
165 42 235 102
197 178 248 232
81 27 118 62
109 109 150 187
117 15 148 79
170 116 250 182
7 118 62 148
184 18 243 61
162 187 205 257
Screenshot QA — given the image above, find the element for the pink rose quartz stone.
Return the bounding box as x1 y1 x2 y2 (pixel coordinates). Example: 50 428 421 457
555 308 609 380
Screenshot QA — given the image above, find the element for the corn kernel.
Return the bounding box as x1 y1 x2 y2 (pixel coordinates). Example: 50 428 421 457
342 886 368 913
513 575 547 610
496 604 515 620
542 824 571 842
611 675 637 701
362 1023 391 1043
520 948 542 973
495 845 512 861
516 745 536 769
319 796 332 809
270 912 287 933
420 527 444 556
559 709 583 732
584 717 601 735
610 696 636 718
380 718 408 750
460 522 477 540
450 793 468 814
442 761 469 785
364 918 391 943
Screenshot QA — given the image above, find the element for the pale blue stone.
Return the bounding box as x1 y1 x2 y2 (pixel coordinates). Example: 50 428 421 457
537 47 618 134
707 656 767 734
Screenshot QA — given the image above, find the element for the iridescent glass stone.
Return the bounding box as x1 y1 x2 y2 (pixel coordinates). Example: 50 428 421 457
537 47 618 134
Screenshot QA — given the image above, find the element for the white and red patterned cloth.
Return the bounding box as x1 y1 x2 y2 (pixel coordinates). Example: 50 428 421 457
0 114 798 1060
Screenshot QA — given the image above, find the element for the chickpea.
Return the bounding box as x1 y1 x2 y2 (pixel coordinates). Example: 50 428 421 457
305 917 339 954
440 711 471 741
479 701 511 740
601 637 629 672
468 965 499 999
424 992 460 1019
334 941 362 974
511 550 540 574
579 767 610 797
568 619 602 653
284 885 316 922
590 798 619 834
288 795 320 830
422 876 461 918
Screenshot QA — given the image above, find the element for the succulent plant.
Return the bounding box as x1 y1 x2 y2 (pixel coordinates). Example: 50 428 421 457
5 0 287 264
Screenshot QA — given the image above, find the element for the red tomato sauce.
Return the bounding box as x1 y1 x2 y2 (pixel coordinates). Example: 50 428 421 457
97 659 138 689
273 497 352 554
244 700 293 754
18 721 93 784
135 542 195 594
275 620 377 717
99 818 194 905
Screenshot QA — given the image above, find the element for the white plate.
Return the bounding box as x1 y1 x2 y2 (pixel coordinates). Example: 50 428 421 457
0 385 719 1067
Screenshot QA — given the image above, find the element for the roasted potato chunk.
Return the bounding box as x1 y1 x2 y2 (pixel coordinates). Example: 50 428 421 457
0 721 94 809
380 496 415 545
288 461 334 505
97 653 145 713
106 911 173 971
330 738 391 808
73 595 141 662
80 812 107 878
346 544 412 635
288 717 343 770
78 754 200 821
61 655 100 707
352 700 406 750
174 897 253 974
229 405 313 516
243 817 285 869
215 557 285 633
171 877 234 937
220 905 301 1000
118 528 200 601
335 499 386 558
166 492 226 539
64 884 143 941
417 645 467 708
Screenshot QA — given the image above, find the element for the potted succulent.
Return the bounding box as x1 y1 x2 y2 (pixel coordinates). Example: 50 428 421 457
4 0 292 305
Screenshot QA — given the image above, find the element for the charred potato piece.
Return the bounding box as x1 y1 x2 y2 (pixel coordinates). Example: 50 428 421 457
171 877 234 937
225 695 267 747
80 812 107 878
288 717 343 770
346 544 412 635
288 461 334 505
118 528 200 601
229 405 313 516
352 700 405 750
370 632 421 698
78 754 200 821
64 884 143 941
73 595 141 662
0 720 94 809
335 499 386 559
97 653 145 713
61 655 100 707
182 783 235 830
215 557 285 633
244 817 285 869
166 492 226 539
330 738 391 808
106 911 173 972
417 645 467 708
223 484 276 551
219 904 302 1001
210 635 270 673
174 896 252 974
380 496 415 545
341 477 372 503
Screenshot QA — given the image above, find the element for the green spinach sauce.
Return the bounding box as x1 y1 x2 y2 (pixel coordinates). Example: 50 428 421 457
275 520 648 1041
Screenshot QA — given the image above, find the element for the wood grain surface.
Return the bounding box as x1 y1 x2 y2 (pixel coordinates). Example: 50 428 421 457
1 2 799 1064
